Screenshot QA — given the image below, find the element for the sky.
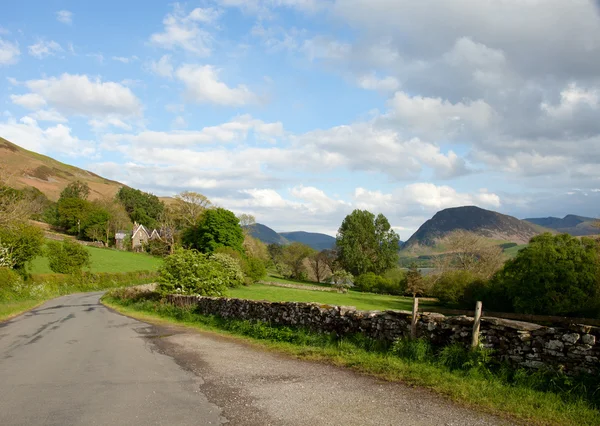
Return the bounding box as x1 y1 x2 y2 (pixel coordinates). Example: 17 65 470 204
1 1 600 239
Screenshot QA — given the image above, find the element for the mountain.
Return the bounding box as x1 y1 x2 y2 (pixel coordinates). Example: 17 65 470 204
246 223 289 245
404 206 546 248
280 231 336 251
525 215 598 236
0 137 124 201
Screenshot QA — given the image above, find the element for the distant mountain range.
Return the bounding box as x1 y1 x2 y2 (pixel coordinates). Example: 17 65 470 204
524 215 598 236
246 224 336 251
404 206 548 248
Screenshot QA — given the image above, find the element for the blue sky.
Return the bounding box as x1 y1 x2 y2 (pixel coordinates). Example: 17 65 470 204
2 1 600 238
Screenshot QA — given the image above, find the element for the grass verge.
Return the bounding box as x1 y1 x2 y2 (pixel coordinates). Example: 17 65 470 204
0 300 45 322
103 294 600 426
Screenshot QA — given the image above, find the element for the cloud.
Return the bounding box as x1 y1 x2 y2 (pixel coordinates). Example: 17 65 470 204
149 55 174 78
29 109 68 123
89 117 133 131
16 73 143 118
10 93 47 109
175 64 257 106
28 40 63 58
356 73 399 92
112 56 137 63
149 4 219 56
56 10 73 25
0 38 20 65
0 116 94 157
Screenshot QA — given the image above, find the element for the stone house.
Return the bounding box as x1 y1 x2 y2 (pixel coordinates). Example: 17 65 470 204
128 222 162 252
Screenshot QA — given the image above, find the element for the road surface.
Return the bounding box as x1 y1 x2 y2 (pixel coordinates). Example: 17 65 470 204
0 292 512 425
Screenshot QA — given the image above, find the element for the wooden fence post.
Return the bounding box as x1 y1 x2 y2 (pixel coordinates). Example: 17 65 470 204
471 301 483 348
411 297 419 339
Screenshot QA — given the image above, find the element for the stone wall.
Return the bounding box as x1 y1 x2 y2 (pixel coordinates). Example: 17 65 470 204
166 294 600 374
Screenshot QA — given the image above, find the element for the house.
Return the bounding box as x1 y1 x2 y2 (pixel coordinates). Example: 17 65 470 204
129 222 163 252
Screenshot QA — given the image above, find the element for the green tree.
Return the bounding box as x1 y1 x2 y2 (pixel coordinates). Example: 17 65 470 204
280 242 315 280
182 208 244 253
405 263 426 297
56 197 91 235
0 222 44 273
116 187 164 229
60 180 90 200
492 233 600 316
210 253 245 287
47 239 91 274
336 209 400 276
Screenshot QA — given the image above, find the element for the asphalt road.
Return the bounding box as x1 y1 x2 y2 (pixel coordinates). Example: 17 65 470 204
0 292 513 426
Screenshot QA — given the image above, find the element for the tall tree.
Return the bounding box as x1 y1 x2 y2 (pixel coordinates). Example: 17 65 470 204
308 251 330 283
182 207 244 253
173 191 212 226
336 209 400 276
116 187 164 229
280 242 315 280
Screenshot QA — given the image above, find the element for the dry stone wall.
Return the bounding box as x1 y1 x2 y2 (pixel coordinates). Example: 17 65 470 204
166 294 600 374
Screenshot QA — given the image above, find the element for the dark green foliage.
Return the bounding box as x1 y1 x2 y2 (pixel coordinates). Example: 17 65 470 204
336 209 400 276
499 242 518 250
438 344 493 371
278 242 315 280
116 187 164 229
0 222 44 273
60 180 90 200
0 267 22 290
46 239 91 274
354 272 403 295
158 249 229 296
56 197 90 235
405 263 426 297
432 270 486 307
183 208 244 253
491 233 600 316
391 338 432 362
144 238 171 257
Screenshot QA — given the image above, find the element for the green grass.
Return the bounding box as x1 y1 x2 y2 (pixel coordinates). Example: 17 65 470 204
262 275 333 288
228 283 435 311
103 295 600 426
0 300 44 322
29 245 163 274
503 244 528 259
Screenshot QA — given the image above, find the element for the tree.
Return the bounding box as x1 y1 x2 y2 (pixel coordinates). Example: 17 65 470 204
0 183 33 228
336 209 400 276
157 205 178 254
320 249 340 274
173 191 212 226
330 270 354 293
182 207 244 253
405 263 426 297
47 239 91 274
280 242 315 280
94 198 132 246
242 234 269 263
434 230 504 280
237 213 256 234
308 251 330 283
56 197 90 235
492 233 600 316
0 221 44 273
116 187 164 229
60 180 90 200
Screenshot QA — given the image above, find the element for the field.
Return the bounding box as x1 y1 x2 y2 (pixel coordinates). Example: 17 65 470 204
229 284 436 312
29 245 163 274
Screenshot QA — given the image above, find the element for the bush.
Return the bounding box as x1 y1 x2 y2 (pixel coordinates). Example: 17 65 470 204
391 338 431 362
0 267 23 299
491 233 600 316
432 270 486 307
0 222 44 273
145 238 171 257
210 253 245 288
354 272 403 295
330 270 354 293
243 256 266 284
158 249 229 296
46 239 91 274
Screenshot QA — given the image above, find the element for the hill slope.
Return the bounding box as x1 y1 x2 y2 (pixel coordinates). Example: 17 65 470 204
405 206 545 248
246 223 289 245
280 231 336 251
525 214 598 236
0 137 124 201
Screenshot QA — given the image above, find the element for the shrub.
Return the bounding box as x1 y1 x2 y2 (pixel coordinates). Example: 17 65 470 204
0 267 23 298
144 238 171 257
243 256 266 284
210 253 245 288
46 239 91 274
158 248 229 296
491 233 600 316
330 270 354 293
354 272 403 295
432 270 486 307
0 222 44 273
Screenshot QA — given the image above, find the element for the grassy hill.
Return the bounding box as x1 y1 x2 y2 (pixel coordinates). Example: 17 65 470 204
525 214 599 236
0 137 124 201
280 231 336 251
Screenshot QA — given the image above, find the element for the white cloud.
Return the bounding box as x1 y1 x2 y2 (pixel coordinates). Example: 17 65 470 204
56 10 73 25
112 56 137 63
149 55 174 78
357 73 399 92
29 109 68 123
0 116 94 157
541 83 599 118
176 64 257 106
302 36 351 61
20 73 143 118
0 38 20 65
28 40 63 58
89 117 133 131
171 116 187 128
149 4 219 56
10 93 47 110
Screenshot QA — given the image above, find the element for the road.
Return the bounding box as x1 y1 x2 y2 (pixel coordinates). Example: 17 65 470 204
0 292 512 426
